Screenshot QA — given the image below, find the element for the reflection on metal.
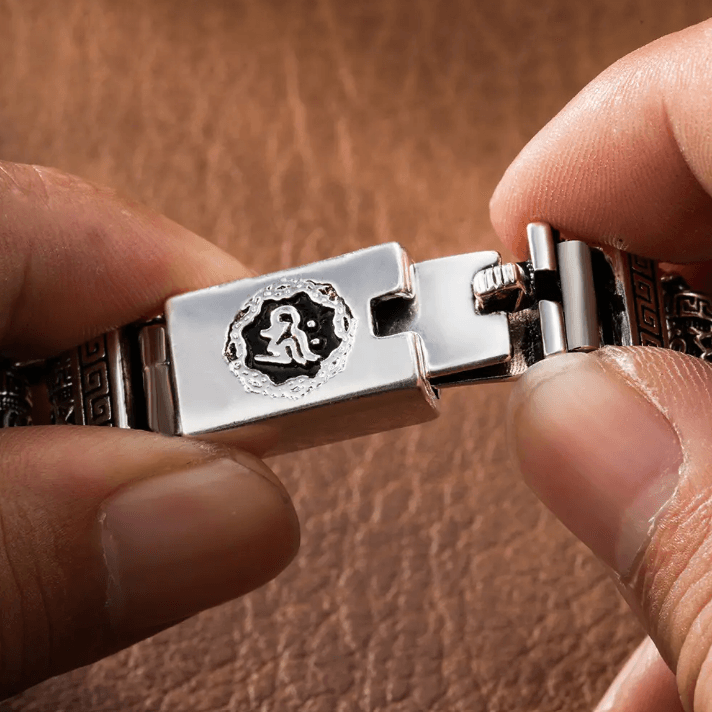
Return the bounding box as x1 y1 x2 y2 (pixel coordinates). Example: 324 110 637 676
557 240 600 352
139 322 177 435
539 300 567 357
166 243 512 455
472 262 530 312
8 222 706 454
527 222 558 272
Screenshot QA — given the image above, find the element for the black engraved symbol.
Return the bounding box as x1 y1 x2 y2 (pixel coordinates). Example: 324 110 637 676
226 279 356 398
242 292 344 384
256 306 320 365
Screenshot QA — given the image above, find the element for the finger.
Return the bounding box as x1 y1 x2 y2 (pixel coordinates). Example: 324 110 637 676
0 427 299 698
508 347 712 711
489 19 712 263
0 161 250 357
595 638 683 712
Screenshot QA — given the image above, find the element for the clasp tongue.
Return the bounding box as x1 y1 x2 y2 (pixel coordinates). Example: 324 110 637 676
372 250 514 381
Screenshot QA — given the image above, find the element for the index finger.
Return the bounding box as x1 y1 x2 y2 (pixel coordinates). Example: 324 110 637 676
0 162 250 357
490 19 712 263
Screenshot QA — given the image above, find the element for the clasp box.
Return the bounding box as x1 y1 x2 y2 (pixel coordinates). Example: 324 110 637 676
165 243 511 456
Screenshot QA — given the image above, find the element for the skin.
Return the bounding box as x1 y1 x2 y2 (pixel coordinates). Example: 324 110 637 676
5 16 712 706
0 162 300 697
492 17 712 712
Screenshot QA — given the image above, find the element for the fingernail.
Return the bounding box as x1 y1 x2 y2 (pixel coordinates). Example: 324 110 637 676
100 456 299 637
509 351 682 574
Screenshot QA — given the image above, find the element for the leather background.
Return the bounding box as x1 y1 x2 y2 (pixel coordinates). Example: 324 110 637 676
1 1 709 710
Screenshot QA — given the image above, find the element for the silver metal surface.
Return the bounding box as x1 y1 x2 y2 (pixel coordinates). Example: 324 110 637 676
527 222 557 272
46 333 131 427
539 300 567 357
139 323 177 435
557 240 600 351
20 220 711 453
411 251 512 377
612 250 668 348
166 244 438 455
472 262 529 312
165 244 514 455
225 277 357 399
106 329 130 429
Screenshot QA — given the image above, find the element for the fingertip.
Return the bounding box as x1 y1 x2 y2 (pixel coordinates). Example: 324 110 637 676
489 160 532 258
489 19 712 263
0 161 251 355
0 427 299 694
508 350 682 574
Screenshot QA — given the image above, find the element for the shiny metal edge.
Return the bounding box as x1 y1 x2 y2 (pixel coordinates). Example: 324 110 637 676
527 222 557 272
557 240 600 351
139 323 178 435
106 329 130 429
539 300 567 357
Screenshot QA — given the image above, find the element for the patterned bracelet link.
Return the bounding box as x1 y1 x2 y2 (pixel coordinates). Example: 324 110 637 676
664 275 712 361
45 330 132 427
0 360 32 427
2 266 712 432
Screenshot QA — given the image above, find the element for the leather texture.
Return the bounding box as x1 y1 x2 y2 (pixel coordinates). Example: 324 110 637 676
1 1 709 709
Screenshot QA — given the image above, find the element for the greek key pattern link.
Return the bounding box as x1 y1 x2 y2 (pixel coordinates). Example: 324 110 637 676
47 335 115 426
627 254 666 348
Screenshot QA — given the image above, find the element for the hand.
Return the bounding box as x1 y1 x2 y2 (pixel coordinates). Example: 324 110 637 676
491 18 712 712
0 163 300 698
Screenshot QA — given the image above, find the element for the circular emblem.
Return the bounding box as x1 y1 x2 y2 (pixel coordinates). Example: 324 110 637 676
224 278 356 398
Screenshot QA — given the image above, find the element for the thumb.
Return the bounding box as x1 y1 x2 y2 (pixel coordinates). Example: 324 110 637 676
508 346 712 711
0 427 299 698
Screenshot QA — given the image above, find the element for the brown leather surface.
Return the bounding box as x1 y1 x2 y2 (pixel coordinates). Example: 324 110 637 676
1 1 709 710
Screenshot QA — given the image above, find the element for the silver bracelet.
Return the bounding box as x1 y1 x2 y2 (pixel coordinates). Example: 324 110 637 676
2 222 709 455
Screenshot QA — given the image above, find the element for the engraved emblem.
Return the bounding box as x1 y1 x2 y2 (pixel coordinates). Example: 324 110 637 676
255 305 321 367
225 278 356 398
